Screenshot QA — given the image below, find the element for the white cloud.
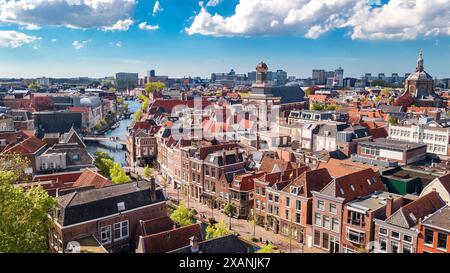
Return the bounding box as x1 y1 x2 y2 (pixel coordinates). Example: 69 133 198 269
101 18 134 31
152 0 163 16
115 41 122 47
0 0 136 30
51 38 57 42
206 0 221 7
186 0 450 40
72 40 90 50
0 30 38 48
139 22 159 30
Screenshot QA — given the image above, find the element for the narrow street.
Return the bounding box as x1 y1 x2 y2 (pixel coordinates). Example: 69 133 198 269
132 166 323 253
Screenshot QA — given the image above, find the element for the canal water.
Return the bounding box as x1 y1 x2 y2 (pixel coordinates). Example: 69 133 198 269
86 99 141 166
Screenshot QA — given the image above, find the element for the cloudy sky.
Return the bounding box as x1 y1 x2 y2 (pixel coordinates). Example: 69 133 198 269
0 0 449 78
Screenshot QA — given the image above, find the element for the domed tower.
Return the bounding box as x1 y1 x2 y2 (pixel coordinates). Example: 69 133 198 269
404 49 435 99
255 61 269 84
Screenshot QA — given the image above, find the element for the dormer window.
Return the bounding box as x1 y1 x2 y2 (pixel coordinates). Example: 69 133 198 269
117 202 125 212
350 185 355 191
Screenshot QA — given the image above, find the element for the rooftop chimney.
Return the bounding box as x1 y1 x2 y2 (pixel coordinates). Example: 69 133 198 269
386 197 394 218
189 236 200 253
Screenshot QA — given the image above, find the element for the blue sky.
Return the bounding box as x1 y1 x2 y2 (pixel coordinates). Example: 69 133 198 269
0 0 449 79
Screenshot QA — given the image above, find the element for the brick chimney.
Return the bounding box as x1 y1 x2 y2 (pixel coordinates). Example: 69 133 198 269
386 197 394 218
150 177 156 201
189 236 200 253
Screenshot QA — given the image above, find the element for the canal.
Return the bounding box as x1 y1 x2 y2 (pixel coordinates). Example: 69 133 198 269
86 99 141 166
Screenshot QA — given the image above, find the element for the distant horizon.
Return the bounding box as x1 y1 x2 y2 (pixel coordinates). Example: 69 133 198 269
1 0 450 79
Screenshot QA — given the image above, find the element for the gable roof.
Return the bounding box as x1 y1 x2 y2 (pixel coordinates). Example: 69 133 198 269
61 127 86 148
56 181 166 226
3 136 46 154
317 158 378 178
170 234 249 253
386 191 445 229
320 168 386 203
139 223 202 253
282 168 332 198
259 156 295 174
72 168 112 189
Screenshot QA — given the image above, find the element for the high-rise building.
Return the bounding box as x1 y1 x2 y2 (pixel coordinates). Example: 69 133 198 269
312 69 326 85
274 69 288 86
147 70 156 77
334 67 344 87
115 72 139 90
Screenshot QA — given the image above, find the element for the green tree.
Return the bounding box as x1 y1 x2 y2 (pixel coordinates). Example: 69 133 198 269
205 220 232 240
371 79 386 87
223 202 236 229
108 87 117 93
0 154 56 253
134 109 143 122
28 81 39 90
94 151 114 177
170 203 196 226
387 116 398 125
144 165 152 178
145 82 165 95
257 244 277 253
110 162 131 184
380 88 392 97
310 103 324 111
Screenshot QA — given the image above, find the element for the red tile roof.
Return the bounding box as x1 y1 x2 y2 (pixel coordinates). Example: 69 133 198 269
139 216 175 236
321 168 386 202
3 136 46 154
317 158 378 178
72 168 112 189
282 168 332 198
259 157 296 174
139 223 202 253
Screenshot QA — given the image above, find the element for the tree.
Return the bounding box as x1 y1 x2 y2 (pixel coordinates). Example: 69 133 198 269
134 109 143 122
387 116 398 125
223 202 236 230
170 203 196 226
94 151 114 177
0 154 56 252
257 244 277 253
110 162 131 184
28 81 39 90
247 210 257 237
310 103 324 111
371 79 386 87
108 87 117 93
380 88 392 97
205 220 232 240
144 165 152 178
145 82 165 95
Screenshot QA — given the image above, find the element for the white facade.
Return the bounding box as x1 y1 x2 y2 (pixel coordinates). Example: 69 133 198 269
389 124 449 156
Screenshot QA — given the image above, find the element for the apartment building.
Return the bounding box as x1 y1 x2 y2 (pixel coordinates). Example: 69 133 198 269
374 191 445 253
311 169 386 253
389 123 450 158
417 205 450 253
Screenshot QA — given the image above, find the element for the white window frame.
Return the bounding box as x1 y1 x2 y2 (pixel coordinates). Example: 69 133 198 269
114 220 129 241
100 225 112 244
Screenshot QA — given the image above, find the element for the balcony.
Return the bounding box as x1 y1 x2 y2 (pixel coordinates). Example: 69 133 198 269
346 229 366 245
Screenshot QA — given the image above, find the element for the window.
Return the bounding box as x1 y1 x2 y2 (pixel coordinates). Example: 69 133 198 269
314 213 321 226
317 200 324 211
329 204 337 214
100 226 111 244
285 209 290 220
322 232 329 250
114 220 129 241
268 194 273 201
391 241 399 253
391 231 400 239
437 232 447 250
379 227 388 235
261 187 266 196
314 230 321 247
274 195 279 203
255 200 260 209
117 202 125 212
331 218 339 232
403 245 412 254
424 229 434 245
403 234 412 243
296 200 301 211
295 213 301 224
379 237 387 252
323 215 331 229
285 197 290 208
256 187 260 194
